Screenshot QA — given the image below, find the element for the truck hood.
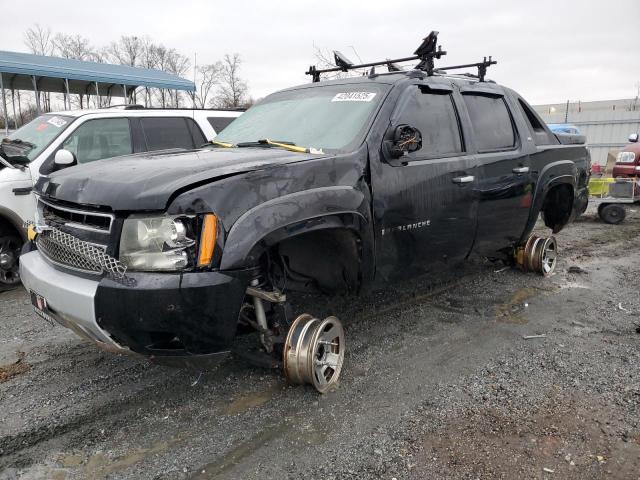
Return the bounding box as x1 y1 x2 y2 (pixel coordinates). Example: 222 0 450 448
36 148 329 211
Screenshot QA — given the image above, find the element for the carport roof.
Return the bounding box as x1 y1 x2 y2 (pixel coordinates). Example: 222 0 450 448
0 50 195 96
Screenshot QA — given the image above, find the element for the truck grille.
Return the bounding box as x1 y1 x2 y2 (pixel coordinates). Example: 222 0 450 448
40 198 113 233
36 228 126 277
35 197 125 277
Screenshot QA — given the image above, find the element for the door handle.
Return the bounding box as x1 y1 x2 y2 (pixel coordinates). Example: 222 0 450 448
452 175 474 184
512 166 529 174
12 187 33 196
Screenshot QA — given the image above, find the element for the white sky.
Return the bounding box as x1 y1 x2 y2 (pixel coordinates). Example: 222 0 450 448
2 0 639 104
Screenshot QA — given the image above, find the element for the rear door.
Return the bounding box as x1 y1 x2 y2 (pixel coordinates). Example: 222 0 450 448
138 117 207 152
460 89 532 255
372 83 478 279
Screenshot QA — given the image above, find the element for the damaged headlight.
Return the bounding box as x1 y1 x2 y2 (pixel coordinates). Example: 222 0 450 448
119 214 197 271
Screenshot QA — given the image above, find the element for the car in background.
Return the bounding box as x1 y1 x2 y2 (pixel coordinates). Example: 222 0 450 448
547 123 581 135
0 106 243 288
612 132 640 179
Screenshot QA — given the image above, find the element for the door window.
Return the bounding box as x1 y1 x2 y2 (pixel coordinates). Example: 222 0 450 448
462 94 516 152
396 87 463 158
62 118 132 164
140 117 197 151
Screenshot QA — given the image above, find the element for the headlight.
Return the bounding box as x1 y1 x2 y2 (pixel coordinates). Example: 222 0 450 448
119 214 198 271
617 151 636 163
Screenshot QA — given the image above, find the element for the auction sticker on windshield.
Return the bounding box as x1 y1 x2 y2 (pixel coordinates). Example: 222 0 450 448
331 92 377 102
47 116 68 128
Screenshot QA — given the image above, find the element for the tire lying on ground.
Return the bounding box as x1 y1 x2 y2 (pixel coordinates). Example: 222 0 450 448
598 203 626 225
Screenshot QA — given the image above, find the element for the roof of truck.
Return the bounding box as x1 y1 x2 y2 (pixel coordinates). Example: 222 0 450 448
41 107 244 118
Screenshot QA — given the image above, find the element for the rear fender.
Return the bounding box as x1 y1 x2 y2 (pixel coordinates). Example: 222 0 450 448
519 160 576 243
219 186 373 275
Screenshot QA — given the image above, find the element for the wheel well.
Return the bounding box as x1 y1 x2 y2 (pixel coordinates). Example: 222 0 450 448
0 215 23 241
541 183 574 233
264 228 361 295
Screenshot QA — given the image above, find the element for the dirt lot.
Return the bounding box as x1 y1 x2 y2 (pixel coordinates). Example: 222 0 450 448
1 208 639 480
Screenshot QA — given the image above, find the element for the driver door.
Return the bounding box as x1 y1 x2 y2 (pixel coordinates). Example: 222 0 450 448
371 83 479 279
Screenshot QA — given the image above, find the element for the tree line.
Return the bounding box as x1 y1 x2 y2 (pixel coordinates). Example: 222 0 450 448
4 24 252 127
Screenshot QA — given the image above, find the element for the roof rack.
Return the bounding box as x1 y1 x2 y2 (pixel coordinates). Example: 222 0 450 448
306 31 497 83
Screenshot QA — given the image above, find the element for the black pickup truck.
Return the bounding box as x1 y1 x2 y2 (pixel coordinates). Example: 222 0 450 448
21 34 589 392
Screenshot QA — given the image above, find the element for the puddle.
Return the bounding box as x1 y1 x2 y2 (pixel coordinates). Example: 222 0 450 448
494 284 560 324
223 382 281 415
494 287 539 324
55 436 183 479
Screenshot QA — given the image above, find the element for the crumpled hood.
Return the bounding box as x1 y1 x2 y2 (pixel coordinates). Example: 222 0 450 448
36 148 328 211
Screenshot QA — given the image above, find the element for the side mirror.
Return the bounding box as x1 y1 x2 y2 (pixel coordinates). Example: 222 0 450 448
629 133 639 143
54 149 76 168
387 124 422 159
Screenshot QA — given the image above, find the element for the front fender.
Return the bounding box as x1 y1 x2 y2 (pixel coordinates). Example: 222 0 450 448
519 160 576 243
220 186 372 271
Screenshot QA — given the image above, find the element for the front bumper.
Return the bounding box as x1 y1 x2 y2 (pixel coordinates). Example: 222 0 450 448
20 250 251 360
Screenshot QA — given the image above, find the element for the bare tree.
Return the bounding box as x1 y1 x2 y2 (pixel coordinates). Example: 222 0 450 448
106 35 143 66
139 38 158 107
194 63 222 108
53 33 95 60
212 53 248 108
24 24 53 55
166 51 190 107
24 24 54 111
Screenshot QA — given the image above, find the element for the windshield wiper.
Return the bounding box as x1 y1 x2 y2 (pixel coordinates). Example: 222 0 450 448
236 139 323 154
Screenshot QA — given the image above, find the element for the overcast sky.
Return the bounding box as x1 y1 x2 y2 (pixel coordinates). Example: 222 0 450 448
2 0 639 105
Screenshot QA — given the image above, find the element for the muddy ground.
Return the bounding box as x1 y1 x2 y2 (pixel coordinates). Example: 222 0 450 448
0 207 639 480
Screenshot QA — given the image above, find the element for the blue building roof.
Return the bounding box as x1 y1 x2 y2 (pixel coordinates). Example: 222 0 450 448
0 50 195 96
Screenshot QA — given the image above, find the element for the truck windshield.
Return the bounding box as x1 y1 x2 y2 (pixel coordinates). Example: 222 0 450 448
214 84 387 153
1 114 73 164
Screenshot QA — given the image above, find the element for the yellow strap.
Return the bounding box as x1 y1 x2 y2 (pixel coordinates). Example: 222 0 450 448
27 224 37 241
210 140 234 148
264 138 308 153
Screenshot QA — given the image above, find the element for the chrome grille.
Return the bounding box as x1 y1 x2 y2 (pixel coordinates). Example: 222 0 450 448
39 198 114 233
36 228 126 278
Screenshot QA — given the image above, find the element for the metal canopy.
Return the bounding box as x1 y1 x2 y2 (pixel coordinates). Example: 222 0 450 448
0 50 195 95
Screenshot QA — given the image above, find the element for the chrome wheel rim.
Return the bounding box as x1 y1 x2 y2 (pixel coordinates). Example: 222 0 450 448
540 236 557 277
283 314 345 393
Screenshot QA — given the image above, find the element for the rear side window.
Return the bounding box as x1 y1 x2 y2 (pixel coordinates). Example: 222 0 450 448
462 94 516 151
397 87 463 157
208 116 236 134
140 117 196 151
517 98 557 145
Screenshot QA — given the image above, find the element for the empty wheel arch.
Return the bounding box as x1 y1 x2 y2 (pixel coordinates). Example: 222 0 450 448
541 184 574 233
264 228 362 295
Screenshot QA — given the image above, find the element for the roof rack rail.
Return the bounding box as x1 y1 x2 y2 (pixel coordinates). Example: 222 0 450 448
305 31 497 83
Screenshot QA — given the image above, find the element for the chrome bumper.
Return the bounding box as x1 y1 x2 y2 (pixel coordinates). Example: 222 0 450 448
19 251 130 353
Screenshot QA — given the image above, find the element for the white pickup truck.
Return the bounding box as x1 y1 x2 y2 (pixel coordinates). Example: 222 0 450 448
0 106 242 287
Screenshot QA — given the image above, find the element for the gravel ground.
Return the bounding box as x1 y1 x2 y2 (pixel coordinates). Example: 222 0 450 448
0 207 639 480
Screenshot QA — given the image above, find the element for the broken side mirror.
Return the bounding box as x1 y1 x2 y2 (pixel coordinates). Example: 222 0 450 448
54 149 76 169
629 133 639 143
384 124 422 162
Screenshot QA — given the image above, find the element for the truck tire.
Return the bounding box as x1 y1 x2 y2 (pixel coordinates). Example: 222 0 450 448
599 204 626 225
0 227 22 289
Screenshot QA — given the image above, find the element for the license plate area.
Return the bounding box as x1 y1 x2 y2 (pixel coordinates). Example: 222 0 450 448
30 291 56 325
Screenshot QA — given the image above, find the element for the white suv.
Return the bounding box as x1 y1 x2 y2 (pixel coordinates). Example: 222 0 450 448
0 106 242 287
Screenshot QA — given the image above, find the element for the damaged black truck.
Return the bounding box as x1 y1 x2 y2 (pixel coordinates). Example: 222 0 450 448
20 33 589 392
